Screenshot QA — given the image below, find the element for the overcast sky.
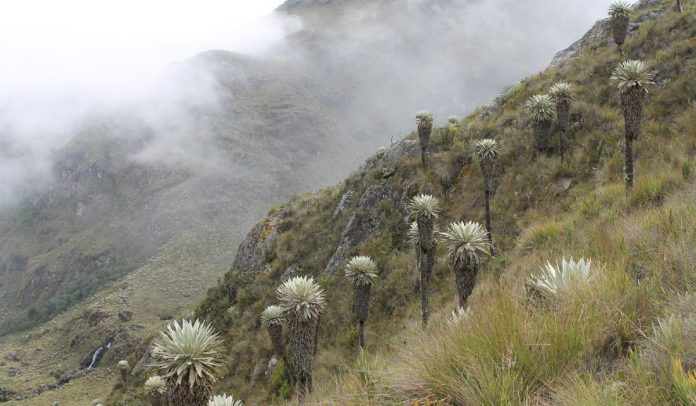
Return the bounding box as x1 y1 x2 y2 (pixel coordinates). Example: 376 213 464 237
0 0 288 100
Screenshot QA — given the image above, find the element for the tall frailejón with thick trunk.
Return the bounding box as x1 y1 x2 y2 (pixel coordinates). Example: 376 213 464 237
549 82 576 159
408 194 441 327
416 111 434 169
611 60 653 189
276 276 326 401
344 256 378 348
526 95 556 154
609 2 631 53
475 139 499 254
439 221 490 308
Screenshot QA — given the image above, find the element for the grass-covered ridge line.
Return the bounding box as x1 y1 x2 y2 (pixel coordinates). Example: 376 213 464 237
111 0 696 403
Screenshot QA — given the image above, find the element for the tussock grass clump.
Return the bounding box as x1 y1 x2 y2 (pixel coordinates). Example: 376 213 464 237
628 173 680 206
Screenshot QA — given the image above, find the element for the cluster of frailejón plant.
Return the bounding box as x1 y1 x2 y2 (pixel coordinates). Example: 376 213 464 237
609 1 632 50
277 276 327 399
526 95 556 153
410 194 441 326
440 221 490 308
527 257 595 300
151 319 225 405
345 256 378 348
416 111 434 168
611 60 653 188
207 394 244 406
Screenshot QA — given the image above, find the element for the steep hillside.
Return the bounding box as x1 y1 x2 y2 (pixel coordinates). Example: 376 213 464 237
0 0 615 403
107 0 696 404
0 0 603 338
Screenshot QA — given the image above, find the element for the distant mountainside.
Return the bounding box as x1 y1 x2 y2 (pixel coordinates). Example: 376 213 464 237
0 0 614 403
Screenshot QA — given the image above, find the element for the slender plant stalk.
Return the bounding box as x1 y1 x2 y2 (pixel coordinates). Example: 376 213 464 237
483 179 494 256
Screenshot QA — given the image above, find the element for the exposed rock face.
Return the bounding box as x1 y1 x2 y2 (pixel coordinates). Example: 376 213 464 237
550 19 610 67
230 209 288 274
372 140 420 167
131 344 154 376
323 183 393 274
333 190 354 218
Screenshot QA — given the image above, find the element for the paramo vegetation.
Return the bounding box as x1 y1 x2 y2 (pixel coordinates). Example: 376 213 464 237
110 0 696 404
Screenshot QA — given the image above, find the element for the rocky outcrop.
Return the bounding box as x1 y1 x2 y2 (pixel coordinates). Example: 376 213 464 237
550 19 611 67
131 344 154 376
366 140 421 168
230 209 288 275
333 190 354 218
551 0 665 67
323 183 393 274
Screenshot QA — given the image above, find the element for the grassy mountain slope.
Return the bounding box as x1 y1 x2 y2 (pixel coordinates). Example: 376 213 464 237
0 0 613 402
109 0 696 404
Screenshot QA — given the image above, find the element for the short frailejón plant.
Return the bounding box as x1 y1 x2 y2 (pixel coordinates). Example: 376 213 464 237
609 1 631 52
208 394 244 406
526 257 594 302
345 256 378 348
676 0 683 13
277 276 327 399
416 111 434 169
525 95 556 154
117 360 129 385
144 375 167 406
409 194 441 326
549 82 576 157
611 60 653 188
261 305 293 384
151 319 225 406
475 139 499 254
440 221 490 308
